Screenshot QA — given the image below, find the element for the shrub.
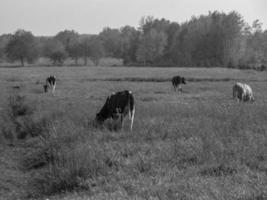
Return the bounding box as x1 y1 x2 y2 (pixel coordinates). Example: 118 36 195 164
26 122 114 197
7 95 33 118
1 95 33 142
1 94 51 142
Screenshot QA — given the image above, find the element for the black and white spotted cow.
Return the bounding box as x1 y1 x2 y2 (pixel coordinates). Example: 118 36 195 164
44 76 56 94
95 90 135 131
172 76 186 92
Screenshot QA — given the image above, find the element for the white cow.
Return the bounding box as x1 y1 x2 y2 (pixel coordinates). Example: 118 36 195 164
233 82 254 103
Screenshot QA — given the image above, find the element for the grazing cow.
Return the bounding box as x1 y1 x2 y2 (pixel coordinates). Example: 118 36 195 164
95 90 135 131
44 76 56 94
172 76 186 92
233 82 254 103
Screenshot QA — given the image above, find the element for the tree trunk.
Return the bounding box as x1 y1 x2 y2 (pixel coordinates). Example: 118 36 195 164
95 59 99 66
20 57 24 67
75 57 78 65
84 57 87 66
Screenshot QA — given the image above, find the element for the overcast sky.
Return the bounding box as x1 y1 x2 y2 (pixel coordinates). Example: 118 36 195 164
0 0 266 36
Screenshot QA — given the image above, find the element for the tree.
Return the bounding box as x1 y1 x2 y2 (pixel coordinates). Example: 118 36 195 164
136 29 167 65
164 22 180 62
99 27 123 57
168 11 246 67
43 39 67 65
55 30 82 65
241 20 266 68
120 26 140 64
139 16 155 34
78 36 92 65
67 39 82 65
137 16 179 65
55 30 79 48
5 30 38 66
87 36 105 66
0 34 12 60
78 35 105 66
252 19 263 33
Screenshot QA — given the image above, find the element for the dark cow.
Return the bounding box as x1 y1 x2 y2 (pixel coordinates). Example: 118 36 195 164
172 76 186 92
44 76 56 94
95 90 135 131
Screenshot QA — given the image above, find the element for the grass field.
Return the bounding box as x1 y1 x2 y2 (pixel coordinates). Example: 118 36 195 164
0 66 267 200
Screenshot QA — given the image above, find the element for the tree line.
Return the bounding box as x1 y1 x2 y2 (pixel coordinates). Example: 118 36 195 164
0 11 266 69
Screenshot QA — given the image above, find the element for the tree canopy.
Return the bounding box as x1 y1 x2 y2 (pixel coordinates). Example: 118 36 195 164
5 30 38 66
1 11 267 69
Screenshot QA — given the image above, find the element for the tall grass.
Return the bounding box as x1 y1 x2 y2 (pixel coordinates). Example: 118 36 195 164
23 101 267 198
1 94 53 144
1 93 266 199
25 122 119 197
1 71 266 199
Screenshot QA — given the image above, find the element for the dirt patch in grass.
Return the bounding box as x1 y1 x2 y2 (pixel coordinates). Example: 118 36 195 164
199 164 238 176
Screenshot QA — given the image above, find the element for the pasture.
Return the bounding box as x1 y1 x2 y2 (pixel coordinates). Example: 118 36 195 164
0 66 267 200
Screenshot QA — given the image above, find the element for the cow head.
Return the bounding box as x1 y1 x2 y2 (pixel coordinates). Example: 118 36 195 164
95 112 105 125
95 96 110 124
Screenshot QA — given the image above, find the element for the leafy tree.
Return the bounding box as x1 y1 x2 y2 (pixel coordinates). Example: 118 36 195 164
5 30 38 66
43 39 67 65
67 39 83 65
136 29 167 65
169 26 193 66
0 34 12 60
139 16 155 34
168 11 245 67
120 26 139 64
1 11 266 69
137 16 180 65
78 35 105 66
99 27 123 57
252 19 263 33
164 22 180 62
78 36 92 65
55 30 82 64
55 30 79 48
241 20 266 68
87 36 105 66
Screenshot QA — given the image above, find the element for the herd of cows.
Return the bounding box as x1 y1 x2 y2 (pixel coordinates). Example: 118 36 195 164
43 75 255 131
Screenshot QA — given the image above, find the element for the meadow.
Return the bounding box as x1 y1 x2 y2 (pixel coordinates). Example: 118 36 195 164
0 66 267 200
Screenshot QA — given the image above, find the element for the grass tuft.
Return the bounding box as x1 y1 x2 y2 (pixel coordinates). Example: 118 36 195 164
25 122 115 197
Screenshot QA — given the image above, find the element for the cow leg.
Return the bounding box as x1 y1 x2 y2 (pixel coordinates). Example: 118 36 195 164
172 85 176 92
237 94 241 103
120 115 124 130
130 107 135 132
52 83 56 95
178 85 182 92
241 94 245 102
233 91 238 103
